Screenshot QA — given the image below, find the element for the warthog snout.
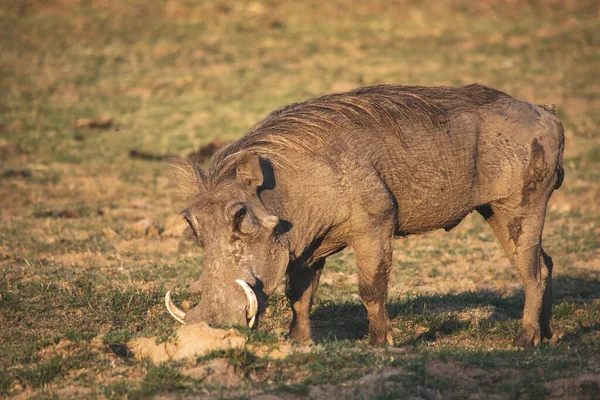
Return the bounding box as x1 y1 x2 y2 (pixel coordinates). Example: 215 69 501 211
165 279 258 328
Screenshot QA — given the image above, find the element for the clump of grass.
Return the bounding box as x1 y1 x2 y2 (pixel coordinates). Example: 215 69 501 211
102 381 131 399
225 347 263 377
129 364 185 399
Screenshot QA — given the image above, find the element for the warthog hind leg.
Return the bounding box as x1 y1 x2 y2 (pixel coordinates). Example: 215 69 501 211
478 197 554 347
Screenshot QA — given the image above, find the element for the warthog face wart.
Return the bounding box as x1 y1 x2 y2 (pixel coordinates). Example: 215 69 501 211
166 154 289 328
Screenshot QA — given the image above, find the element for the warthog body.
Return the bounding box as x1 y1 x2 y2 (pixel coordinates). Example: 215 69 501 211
169 84 564 346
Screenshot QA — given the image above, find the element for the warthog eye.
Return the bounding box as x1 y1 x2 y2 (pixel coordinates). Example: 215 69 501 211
183 216 204 245
183 224 195 239
232 204 259 236
183 216 195 237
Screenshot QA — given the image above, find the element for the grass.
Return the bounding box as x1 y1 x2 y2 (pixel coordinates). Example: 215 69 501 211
1 0 599 398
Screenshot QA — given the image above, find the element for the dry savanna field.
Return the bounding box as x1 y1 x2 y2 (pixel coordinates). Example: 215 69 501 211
1 0 599 399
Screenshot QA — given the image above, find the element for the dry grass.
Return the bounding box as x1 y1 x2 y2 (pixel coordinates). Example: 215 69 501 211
1 0 599 398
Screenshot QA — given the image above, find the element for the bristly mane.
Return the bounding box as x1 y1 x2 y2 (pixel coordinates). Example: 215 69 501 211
208 84 507 182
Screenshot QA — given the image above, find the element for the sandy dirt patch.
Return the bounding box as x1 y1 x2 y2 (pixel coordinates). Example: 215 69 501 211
129 322 246 363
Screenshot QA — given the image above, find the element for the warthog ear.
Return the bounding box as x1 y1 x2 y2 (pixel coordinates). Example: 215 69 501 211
168 156 206 198
236 153 263 188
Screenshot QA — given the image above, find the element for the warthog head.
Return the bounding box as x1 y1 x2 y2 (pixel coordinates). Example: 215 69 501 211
165 153 289 328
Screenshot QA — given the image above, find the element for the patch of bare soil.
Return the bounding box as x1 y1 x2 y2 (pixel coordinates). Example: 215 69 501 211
162 214 188 237
426 360 486 384
9 389 40 400
49 385 93 399
102 227 119 238
37 340 83 362
181 358 243 387
425 360 514 399
129 149 167 161
75 117 113 129
124 217 162 237
129 322 246 363
2 168 31 179
246 343 297 360
545 374 600 399
127 139 228 164
250 395 303 400
307 367 406 400
33 207 91 219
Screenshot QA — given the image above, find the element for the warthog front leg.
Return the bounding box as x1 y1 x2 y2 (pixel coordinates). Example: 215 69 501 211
286 259 324 342
353 234 395 346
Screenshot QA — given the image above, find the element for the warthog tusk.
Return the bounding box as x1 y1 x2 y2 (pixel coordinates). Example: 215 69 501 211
165 291 187 325
235 280 258 328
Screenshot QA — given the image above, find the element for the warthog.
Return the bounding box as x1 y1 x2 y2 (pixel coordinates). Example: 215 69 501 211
166 84 564 347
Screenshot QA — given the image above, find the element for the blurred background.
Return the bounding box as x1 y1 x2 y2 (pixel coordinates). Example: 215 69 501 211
2 0 598 164
1 0 599 398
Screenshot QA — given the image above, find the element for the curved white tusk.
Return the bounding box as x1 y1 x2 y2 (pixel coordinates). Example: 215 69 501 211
235 279 258 328
165 291 187 325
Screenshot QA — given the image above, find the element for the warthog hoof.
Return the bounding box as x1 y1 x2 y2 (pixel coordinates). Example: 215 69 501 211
288 326 312 343
513 326 541 348
369 329 396 346
541 325 553 341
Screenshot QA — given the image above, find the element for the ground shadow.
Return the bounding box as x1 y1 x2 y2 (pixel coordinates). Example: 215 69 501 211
309 274 600 343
